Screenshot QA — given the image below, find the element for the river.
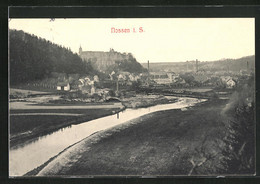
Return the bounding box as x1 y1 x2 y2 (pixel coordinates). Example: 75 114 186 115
9 97 206 176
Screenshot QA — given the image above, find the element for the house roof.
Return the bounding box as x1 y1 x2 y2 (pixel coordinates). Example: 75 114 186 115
118 71 130 74
150 72 168 76
57 82 69 86
227 78 236 83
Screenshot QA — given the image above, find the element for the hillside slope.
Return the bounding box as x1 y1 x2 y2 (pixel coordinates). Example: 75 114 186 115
141 56 255 73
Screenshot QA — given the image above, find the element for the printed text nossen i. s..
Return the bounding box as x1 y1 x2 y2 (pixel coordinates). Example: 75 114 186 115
111 27 144 33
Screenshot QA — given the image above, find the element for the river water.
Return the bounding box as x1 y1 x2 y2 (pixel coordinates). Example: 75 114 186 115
9 97 205 176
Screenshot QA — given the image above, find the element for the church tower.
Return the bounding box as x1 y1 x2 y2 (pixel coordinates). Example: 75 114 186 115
79 45 82 55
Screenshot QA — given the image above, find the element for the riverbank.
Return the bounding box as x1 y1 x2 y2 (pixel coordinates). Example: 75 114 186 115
10 107 124 148
9 90 178 148
30 98 229 176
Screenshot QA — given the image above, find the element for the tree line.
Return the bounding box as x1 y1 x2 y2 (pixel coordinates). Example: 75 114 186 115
142 55 255 73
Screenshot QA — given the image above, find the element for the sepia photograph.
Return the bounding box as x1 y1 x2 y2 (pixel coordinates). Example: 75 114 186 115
8 17 255 177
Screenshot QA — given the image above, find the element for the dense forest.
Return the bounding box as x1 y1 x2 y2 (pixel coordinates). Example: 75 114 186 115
9 30 95 85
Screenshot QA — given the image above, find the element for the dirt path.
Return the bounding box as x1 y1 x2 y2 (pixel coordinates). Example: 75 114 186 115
10 88 50 95
36 99 228 176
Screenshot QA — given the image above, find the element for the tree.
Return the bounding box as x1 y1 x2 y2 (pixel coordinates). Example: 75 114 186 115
180 73 195 85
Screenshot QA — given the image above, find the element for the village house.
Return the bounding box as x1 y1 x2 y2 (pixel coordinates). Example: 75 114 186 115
170 77 186 87
226 78 236 88
221 76 236 88
94 75 99 82
57 82 70 91
77 76 98 94
168 73 180 83
117 72 129 81
129 73 140 81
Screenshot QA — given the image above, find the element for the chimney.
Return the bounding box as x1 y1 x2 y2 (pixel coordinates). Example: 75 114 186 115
196 59 198 73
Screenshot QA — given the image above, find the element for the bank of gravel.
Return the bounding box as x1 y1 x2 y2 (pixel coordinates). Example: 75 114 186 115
121 95 177 108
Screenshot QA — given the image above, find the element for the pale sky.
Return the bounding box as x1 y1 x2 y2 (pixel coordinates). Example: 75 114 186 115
9 18 255 63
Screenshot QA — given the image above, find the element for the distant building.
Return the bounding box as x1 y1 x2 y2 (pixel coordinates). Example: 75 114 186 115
129 73 140 81
78 46 131 71
94 75 99 82
150 72 178 84
226 78 236 88
221 76 236 88
221 76 232 83
91 86 96 95
57 82 70 91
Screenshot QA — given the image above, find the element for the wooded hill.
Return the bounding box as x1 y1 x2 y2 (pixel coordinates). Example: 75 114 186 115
9 30 95 85
107 54 147 74
9 30 146 85
141 56 255 73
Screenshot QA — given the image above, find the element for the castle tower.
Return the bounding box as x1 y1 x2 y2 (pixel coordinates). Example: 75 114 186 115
79 45 82 55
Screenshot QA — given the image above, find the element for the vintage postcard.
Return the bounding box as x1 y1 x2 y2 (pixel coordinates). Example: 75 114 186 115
8 17 255 177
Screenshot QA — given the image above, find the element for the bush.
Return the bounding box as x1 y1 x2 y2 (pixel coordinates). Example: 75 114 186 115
221 76 255 174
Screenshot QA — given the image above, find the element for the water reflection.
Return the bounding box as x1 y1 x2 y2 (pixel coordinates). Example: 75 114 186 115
9 97 206 176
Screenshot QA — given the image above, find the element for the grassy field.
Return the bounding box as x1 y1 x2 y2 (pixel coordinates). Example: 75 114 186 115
35 99 230 176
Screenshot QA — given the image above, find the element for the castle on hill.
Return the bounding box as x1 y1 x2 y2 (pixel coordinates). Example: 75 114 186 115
78 46 131 71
